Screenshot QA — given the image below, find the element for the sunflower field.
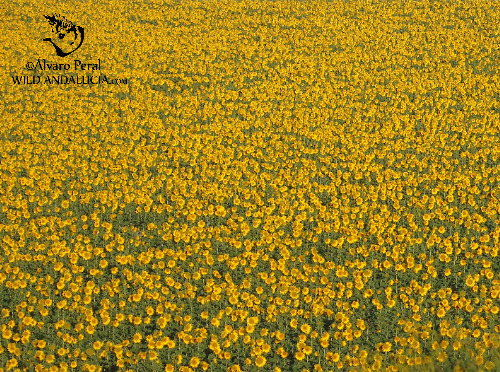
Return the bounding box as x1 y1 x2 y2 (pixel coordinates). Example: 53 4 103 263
1 0 500 371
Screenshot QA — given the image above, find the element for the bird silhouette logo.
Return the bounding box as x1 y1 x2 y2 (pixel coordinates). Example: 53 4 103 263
43 14 84 57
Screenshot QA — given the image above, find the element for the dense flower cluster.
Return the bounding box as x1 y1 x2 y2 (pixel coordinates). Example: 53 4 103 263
1 0 500 371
